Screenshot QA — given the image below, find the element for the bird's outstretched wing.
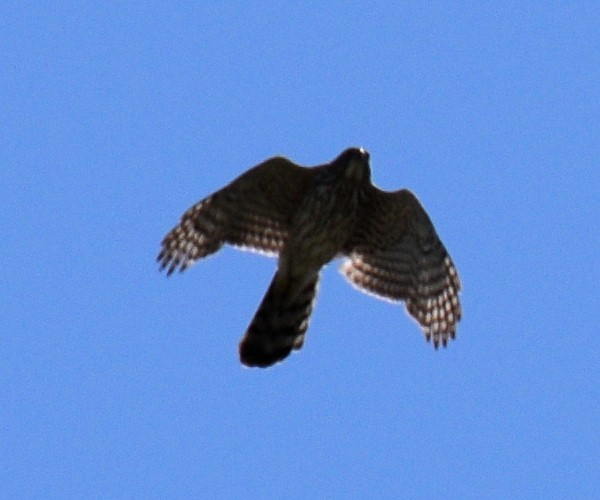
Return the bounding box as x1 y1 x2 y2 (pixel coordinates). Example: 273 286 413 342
158 156 317 275
341 187 462 348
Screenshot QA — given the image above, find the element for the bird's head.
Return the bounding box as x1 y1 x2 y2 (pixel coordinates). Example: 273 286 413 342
333 147 371 182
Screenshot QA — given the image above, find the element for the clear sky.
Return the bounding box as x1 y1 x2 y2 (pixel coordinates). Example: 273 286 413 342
2 3 599 498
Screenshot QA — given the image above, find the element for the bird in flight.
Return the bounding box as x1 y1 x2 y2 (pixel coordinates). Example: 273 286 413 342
158 147 462 368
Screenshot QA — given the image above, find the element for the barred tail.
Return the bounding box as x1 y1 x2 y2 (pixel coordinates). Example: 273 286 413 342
239 272 319 368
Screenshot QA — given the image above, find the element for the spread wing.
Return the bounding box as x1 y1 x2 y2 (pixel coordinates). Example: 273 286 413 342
158 156 317 275
341 186 462 348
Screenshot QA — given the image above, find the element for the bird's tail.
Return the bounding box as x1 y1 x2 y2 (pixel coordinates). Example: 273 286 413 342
239 271 319 368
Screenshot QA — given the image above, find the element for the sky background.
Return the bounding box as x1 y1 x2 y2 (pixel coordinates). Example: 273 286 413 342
2 2 599 498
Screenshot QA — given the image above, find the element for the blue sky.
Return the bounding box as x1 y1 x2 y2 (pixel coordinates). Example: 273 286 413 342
2 2 599 498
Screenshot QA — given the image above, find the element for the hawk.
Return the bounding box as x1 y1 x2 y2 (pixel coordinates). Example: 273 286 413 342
158 147 462 367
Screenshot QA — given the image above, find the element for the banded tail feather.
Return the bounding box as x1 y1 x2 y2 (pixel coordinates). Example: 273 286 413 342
239 272 319 367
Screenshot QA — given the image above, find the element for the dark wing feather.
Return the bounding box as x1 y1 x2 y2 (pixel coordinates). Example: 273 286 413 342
341 186 462 347
158 156 317 275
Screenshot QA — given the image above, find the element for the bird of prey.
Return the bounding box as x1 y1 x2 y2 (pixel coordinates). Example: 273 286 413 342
157 147 462 368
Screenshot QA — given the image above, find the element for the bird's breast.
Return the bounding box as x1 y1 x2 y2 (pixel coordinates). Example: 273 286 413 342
282 179 362 274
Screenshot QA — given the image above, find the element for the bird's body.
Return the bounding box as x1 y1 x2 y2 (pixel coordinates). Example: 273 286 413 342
158 147 462 367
